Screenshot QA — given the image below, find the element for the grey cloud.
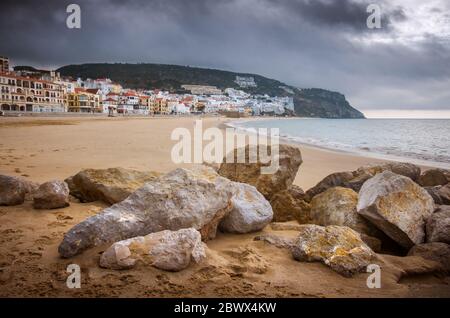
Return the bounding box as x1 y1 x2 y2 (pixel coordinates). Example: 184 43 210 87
0 0 449 110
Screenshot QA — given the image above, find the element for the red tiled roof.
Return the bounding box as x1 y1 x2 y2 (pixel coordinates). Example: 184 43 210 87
86 88 100 94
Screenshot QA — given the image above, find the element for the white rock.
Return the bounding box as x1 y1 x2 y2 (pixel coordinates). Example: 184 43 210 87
99 228 206 271
219 181 273 233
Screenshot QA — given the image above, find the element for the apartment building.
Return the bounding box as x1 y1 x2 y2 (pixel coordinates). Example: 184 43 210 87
152 97 169 114
67 88 102 113
0 72 65 112
0 57 10 73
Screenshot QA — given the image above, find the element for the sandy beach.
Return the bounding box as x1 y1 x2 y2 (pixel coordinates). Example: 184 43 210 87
0 115 449 297
0 116 391 189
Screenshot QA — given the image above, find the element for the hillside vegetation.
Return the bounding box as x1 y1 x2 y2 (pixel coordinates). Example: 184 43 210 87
57 63 365 118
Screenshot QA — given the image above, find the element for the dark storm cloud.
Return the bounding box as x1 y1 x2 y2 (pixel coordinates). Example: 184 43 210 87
0 0 449 111
266 0 405 31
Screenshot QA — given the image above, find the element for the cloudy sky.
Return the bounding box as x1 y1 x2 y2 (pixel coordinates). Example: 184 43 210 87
1 0 449 116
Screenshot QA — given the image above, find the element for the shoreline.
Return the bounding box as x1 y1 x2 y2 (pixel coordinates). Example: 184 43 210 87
225 117 449 170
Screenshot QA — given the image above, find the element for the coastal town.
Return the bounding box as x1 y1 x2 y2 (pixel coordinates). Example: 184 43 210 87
0 56 294 117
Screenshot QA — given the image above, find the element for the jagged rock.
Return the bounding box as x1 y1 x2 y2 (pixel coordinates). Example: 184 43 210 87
33 180 70 209
425 186 444 205
426 206 450 244
425 184 450 205
305 171 359 201
0 175 32 206
218 144 302 200
408 242 450 272
305 162 422 201
418 169 450 187
357 171 434 249
65 167 161 205
219 181 273 233
291 224 376 277
270 222 303 231
99 228 206 271
268 221 381 250
310 187 378 236
254 233 295 249
58 167 232 257
269 185 310 223
437 184 450 205
356 162 421 182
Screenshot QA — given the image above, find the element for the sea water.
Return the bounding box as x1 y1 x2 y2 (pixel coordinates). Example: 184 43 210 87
229 118 450 169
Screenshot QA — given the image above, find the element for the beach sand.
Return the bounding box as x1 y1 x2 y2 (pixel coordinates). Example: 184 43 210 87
0 116 390 189
0 116 448 297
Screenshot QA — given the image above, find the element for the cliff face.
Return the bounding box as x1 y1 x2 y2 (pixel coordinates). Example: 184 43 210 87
57 63 365 119
293 88 365 118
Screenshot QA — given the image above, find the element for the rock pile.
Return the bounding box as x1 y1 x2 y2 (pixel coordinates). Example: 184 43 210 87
4 142 450 276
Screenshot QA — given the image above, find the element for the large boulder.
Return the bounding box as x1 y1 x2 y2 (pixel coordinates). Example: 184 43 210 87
418 169 450 187
425 186 444 205
305 162 421 201
357 171 434 249
33 180 70 209
408 242 450 272
269 185 310 223
437 184 450 205
426 206 450 244
425 184 450 205
0 175 36 206
219 181 273 233
99 228 206 271
0 175 27 206
65 167 161 205
310 187 377 236
355 162 421 182
291 224 376 277
58 167 233 257
218 144 302 200
305 171 360 201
